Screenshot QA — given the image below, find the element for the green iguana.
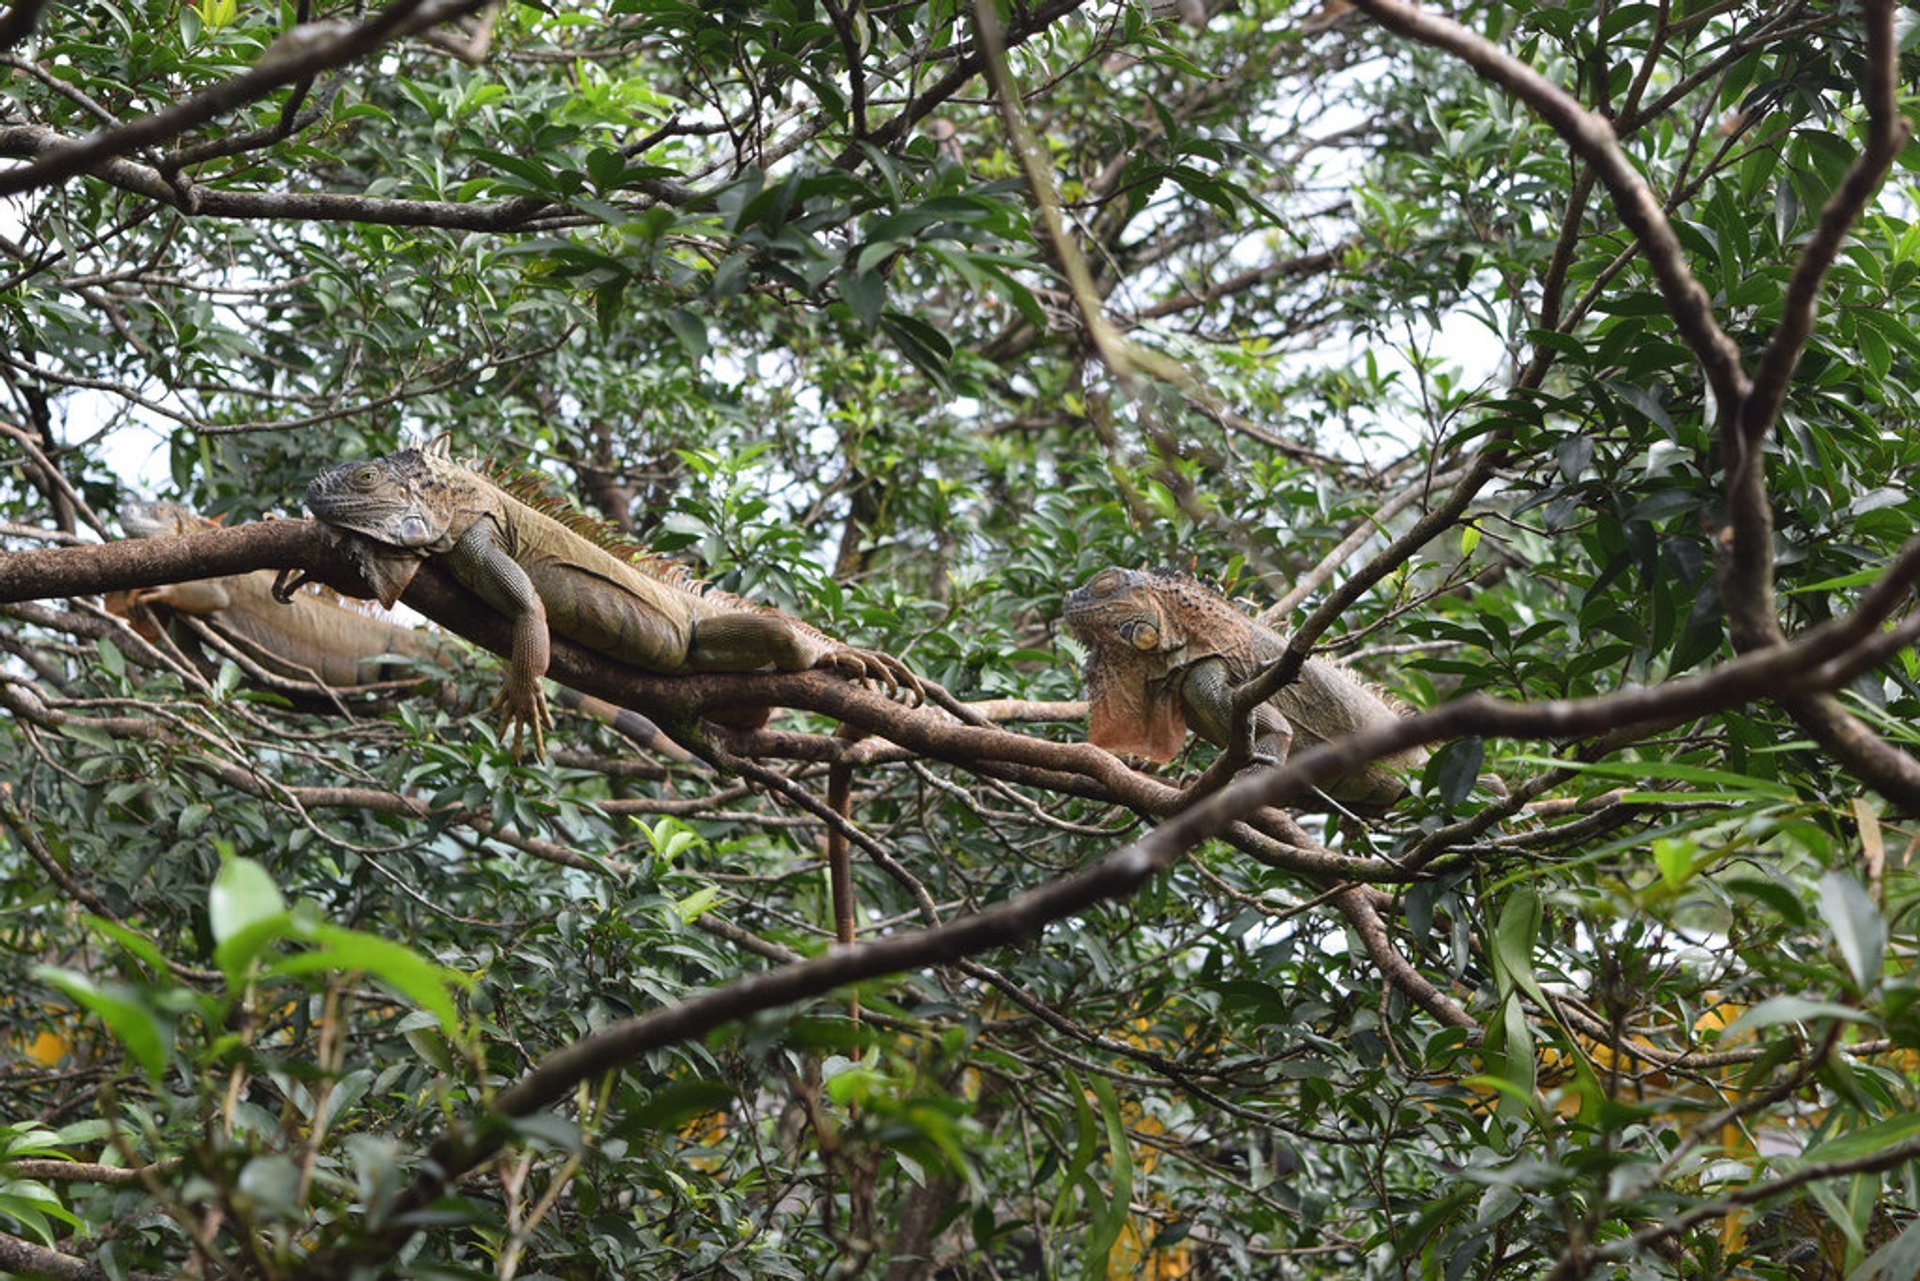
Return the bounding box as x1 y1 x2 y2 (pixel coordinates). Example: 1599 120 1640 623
115 500 689 759
1062 565 1427 810
300 446 923 758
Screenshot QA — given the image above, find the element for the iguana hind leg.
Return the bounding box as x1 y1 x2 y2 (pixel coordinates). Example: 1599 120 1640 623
689 612 925 704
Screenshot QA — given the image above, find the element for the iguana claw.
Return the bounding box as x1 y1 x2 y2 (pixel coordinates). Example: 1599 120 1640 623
823 647 926 706
490 683 553 761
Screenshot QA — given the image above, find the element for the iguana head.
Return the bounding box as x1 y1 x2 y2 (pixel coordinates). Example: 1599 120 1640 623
304 450 453 551
1062 566 1189 656
306 449 490 606
121 500 216 540
1063 566 1194 761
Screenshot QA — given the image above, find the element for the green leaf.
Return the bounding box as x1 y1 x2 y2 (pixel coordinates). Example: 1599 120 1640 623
663 307 708 362
1427 738 1484 806
209 856 286 947
880 311 953 387
1080 1073 1135 1281
506 1112 583 1153
671 886 722 924
1461 1073 1539 1117
1724 875 1809 927
0 1180 83 1246
593 278 627 336
1719 996 1871 1040
214 913 296 986
79 915 171 977
1491 888 1548 1008
468 148 561 194
272 923 465 1039
32 968 168 1081
840 268 885 327
1652 836 1698 891
1051 1071 1101 1236
1819 872 1886 990
212 660 243 699
236 1154 302 1220
96 636 124 678
616 1079 735 1136
1507 755 1798 801
1799 1109 1920 1164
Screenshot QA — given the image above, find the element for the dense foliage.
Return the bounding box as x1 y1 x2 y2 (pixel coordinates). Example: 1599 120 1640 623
4 0 1920 1276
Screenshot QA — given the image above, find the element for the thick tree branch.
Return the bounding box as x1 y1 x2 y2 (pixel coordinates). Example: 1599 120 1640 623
291 527 1920 1271
0 0 490 199
14 514 1920 1271
0 1227 160 1281
0 124 560 229
1344 0 1920 818
1725 0 1910 652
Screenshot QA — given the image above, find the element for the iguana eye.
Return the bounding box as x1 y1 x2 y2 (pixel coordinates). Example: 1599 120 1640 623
350 465 380 490
1088 569 1123 596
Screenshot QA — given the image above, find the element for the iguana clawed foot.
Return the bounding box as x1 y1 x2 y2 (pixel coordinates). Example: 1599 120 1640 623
491 681 554 761
821 647 926 706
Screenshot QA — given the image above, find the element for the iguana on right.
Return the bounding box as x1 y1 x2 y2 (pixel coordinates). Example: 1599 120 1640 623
1063 565 1427 810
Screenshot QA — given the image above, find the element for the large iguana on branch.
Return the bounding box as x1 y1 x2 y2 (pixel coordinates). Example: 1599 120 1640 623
116 501 690 759
1063 565 1427 811
300 447 923 757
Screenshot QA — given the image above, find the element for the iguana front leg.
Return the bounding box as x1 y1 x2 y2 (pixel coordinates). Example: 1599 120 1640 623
448 519 553 759
688 612 925 704
1179 656 1292 764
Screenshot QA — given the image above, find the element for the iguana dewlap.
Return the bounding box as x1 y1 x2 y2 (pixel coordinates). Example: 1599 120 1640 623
302 447 921 757
1062 566 1426 810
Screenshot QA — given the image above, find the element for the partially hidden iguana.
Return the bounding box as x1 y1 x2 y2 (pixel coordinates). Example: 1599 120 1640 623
1062 565 1427 811
114 500 690 760
300 446 923 758
115 500 451 691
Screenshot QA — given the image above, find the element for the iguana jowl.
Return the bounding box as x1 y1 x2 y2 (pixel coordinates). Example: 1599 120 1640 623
302 447 921 756
1063 566 1426 810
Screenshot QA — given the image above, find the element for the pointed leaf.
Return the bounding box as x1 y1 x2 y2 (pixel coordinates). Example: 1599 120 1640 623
1819 872 1886 990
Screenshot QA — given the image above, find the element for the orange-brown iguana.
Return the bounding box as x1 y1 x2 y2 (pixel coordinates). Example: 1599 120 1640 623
115 500 690 759
1063 565 1427 811
299 446 923 758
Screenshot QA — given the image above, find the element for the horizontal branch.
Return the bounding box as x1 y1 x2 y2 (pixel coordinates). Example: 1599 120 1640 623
0 124 561 229
294 530 1920 1273
0 521 1388 886
0 0 479 199
0 1226 160 1281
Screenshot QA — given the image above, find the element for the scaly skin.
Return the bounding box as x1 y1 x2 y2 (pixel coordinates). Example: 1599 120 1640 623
117 501 692 760
303 447 921 757
1062 566 1426 811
